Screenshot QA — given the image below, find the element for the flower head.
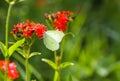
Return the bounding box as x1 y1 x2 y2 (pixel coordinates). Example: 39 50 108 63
11 20 47 39
45 11 73 32
0 60 19 79
34 24 47 38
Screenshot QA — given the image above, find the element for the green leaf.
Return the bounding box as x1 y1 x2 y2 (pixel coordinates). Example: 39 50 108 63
29 52 41 58
13 54 44 81
0 42 7 57
59 62 74 69
43 30 64 51
67 74 73 81
42 58 57 70
16 48 25 57
65 32 75 38
8 38 25 56
16 62 26 80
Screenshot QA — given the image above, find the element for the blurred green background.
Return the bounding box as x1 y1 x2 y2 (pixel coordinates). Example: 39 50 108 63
0 0 120 81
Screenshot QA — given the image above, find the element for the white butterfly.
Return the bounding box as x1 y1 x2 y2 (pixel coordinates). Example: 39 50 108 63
43 30 64 51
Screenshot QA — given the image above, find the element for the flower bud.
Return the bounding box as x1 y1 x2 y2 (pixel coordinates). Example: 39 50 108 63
5 0 24 4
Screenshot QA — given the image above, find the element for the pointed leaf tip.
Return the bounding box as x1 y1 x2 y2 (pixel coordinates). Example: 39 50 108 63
0 42 7 57
29 52 41 58
59 62 74 69
42 58 57 70
70 63 74 66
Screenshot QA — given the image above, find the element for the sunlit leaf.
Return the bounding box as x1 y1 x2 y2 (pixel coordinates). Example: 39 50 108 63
42 58 57 70
8 38 25 56
0 42 7 57
29 52 41 58
59 62 74 69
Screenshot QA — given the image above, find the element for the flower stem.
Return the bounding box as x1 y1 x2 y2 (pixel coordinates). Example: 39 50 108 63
54 51 60 81
54 37 65 81
54 51 57 64
4 57 9 81
5 4 13 50
25 58 29 81
4 4 13 81
60 39 65 61
24 46 30 81
54 71 60 81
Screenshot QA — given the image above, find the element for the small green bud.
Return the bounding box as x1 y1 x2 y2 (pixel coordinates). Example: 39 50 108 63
5 0 24 4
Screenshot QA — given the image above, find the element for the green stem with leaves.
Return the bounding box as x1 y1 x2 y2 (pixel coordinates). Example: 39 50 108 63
4 3 13 81
23 45 30 81
53 36 66 81
53 51 60 81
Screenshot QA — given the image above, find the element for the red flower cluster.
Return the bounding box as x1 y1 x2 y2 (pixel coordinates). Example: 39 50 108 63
44 11 73 32
11 20 47 39
34 24 47 38
0 60 19 79
54 11 73 32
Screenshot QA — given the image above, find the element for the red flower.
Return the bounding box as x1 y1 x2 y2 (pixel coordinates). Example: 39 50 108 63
34 24 47 38
11 20 47 39
54 21 67 31
44 11 73 32
0 60 19 79
54 11 73 32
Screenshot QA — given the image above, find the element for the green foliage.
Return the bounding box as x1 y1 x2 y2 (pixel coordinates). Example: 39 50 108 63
16 48 24 57
0 42 7 57
0 38 25 57
67 75 73 81
16 48 41 59
0 39 25 57
8 38 25 56
13 54 44 81
42 58 57 70
29 52 41 59
59 62 74 69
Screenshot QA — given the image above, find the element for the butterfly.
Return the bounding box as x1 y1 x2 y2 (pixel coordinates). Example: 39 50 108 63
43 30 64 51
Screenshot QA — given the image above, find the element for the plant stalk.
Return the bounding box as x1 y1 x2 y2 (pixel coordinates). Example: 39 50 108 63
24 45 30 81
60 39 65 61
25 58 29 81
54 38 65 81
4 4 13 81
4 57 9 81
54 51 60 81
